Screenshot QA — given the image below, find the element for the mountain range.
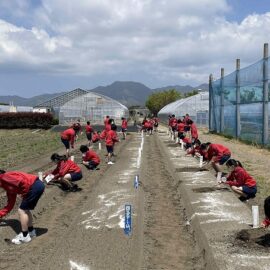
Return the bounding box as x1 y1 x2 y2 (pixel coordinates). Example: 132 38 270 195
0 81 208 107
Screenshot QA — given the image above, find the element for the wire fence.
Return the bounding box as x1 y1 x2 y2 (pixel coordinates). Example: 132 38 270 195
209 43 269 145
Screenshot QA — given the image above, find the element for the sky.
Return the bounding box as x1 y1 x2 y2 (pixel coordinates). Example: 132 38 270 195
0 0 270 97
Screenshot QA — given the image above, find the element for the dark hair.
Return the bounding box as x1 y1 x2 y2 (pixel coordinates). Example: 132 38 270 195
109 118 115 124
73 124 80 131
87 121 90 125
226 159 242 168
51 153 68 162
200 142 210 150
172 114 175 117
264 196 270 219
0 170 6 174
80 145 89 153
187 119 193 125
177 119 182 123
111 124 117 131
194 139 201 145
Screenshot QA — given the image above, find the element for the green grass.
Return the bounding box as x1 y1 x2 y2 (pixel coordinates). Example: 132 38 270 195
0 129 61 169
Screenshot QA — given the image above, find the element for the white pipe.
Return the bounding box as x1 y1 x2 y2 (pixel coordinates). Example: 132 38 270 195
216 172 222 182
38 172 43 181
98 142 102 150
70 155 75 161
199 156 203 168
252 205 259 228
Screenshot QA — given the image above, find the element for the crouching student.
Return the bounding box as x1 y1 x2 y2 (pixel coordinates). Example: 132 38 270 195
49 153 82 191
92 131 100 144
179 134 192 150
80 145 100 170
186 139 201 157
200 142 231 173
261 196 270 227
0 170 45 244
219 159 257 202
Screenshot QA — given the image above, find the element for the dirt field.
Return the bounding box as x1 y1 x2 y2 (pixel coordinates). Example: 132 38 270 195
0 131 206 270
199 128 270 219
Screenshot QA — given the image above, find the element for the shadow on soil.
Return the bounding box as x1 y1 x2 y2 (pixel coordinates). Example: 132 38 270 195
175 167 208 172
0 219 48 236
167 143 179 147
192 187 230 193
235 228 270 250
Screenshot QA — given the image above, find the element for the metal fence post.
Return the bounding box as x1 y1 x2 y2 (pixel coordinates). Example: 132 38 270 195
209 74 213 131
263 43 269 145
236 59 241 138
220 68 224 133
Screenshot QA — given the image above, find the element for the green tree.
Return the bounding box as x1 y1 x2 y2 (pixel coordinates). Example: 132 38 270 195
184 90 199 98
145 89 181 115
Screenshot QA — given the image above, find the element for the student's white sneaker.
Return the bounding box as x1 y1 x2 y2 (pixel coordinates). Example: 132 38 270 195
29 229 37 238
107 161 114 165
11 232 31 245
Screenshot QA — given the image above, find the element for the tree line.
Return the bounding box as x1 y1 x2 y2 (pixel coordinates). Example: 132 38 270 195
145 89 199 115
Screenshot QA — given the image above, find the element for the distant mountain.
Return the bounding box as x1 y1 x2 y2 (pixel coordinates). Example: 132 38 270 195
0 81 208 107
0 92 66 107
90 81 153 106
153 84 208 93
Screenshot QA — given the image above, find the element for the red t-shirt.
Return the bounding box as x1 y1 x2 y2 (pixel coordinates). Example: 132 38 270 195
226 167 256 187
105 130 119 146
83 150 100 164
85 124 93 134
51 160 81 179
122 120 128 129
207 144 231 162
0 172 37 217
61 128 75 146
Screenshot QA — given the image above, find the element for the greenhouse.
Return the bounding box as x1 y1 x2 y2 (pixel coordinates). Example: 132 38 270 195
35 89 129 125
158 91 209 126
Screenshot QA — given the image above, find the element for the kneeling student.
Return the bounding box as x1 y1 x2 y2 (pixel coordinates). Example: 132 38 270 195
80 145 100 170
49 153 82 191
0 170 45 244
219 159 257 202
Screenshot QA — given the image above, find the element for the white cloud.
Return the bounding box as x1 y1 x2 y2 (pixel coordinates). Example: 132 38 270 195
0 0 269 87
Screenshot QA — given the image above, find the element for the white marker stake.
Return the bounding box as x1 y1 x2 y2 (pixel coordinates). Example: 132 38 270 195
199 156 203 168
252 205 259 228
98 142 102 150
171 134 174 141
216 172 222 182
175 137 179 144
38 172 43 181
70 155 74 161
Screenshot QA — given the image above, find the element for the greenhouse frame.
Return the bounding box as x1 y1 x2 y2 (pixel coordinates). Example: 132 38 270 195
158 91 209 126
35 89 129 125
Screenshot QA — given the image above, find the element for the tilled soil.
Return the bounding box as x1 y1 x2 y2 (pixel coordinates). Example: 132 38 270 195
0 132 205 270
140 134 205 270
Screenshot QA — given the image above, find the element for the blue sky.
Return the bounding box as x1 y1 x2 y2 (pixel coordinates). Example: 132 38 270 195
0 0 270 98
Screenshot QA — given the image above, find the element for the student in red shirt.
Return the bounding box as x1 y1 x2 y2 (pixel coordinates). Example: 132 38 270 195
0 170 45 244
49 153 82 191
80 145 100 170
200 142 231 173
262 196 270 227
219 159 257 201
177 119 185 138
92 131 100 143
85 121 93 146
187 119 198 143
121 117 128 140
152 116 159 132
186 139 201 157
60 126 79 156
104 115 110 126
105 124 119 164
179 134 192 150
